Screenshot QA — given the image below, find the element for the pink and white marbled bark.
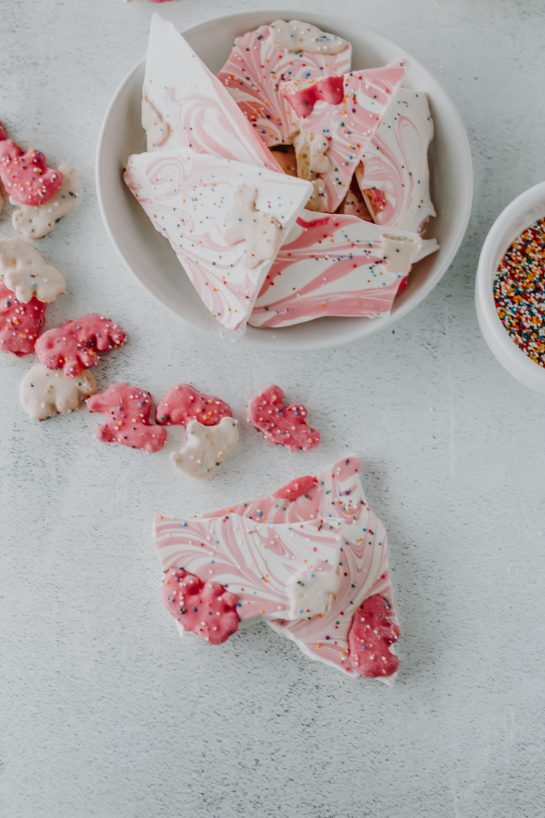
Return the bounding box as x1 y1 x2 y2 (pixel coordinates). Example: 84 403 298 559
218 21 351 147
249 211 438 328
125 147 311 331
199 455 398 678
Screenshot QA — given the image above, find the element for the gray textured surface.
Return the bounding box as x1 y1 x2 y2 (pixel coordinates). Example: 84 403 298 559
1 1 545 816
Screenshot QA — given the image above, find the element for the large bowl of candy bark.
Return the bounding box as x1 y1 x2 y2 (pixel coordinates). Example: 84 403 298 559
97 11 473 350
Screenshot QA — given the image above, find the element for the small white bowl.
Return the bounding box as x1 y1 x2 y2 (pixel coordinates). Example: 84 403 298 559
476 181 545 395
96 9 473 351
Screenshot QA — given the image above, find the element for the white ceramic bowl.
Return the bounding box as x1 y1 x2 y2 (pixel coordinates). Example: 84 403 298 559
96 9 473 351
476 181 545 395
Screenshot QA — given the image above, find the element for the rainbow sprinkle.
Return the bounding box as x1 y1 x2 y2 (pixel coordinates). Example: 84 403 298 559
493 216 545 367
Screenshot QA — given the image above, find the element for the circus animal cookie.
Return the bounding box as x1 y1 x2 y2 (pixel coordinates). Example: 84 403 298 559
355 88 436 234
171 417 239 479
201 456 400 680
282 62 407 212
247 385 320 451
0 278 46 356
157 383 233 426
0 238 65 303
125 147 311 331
142 15 282 172
20 364 96 421
11 163 81 240
218 20 351 147
154 514 342 624
347 594 400 677
0 140 63 206
87 383 167 453
250 212 438 328
163 568 240 644
35 314 126 377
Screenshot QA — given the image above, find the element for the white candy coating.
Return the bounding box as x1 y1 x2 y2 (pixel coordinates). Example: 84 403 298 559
170 417 239 479
0 237 65 303
20 364 96 421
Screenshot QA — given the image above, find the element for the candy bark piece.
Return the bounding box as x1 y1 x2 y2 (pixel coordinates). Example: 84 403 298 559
156 383 233 426
347 594 400 677
218 20 351 147
163 568 240 644
154 514 341 623
282 62 407 212
201 456 399 680
20 363 96 421
11 163 80 240
249 211 438 328
0 141 63 206
87 383 166 453
0 278 46 356
0 237 65 303
170 417 239 479
125 147 312 331
247 384 320 452
355 88 436 233
35 314 126 377
143 14 281 172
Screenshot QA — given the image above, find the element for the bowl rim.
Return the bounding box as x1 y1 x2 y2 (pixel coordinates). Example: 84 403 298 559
96 8 474 351
475 180 545 393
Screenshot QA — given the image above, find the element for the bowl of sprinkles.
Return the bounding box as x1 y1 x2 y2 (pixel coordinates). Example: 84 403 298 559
476 181 545 395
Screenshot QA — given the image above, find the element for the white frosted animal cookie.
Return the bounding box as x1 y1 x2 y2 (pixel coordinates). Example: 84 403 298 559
288 565 340 619
170 417 239 479
0 237 65 303
223 185 282 268
20 363 96 421
11 163 81 240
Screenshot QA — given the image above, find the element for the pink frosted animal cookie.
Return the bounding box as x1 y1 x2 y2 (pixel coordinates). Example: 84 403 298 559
156 384 233 427
282 62 407 212
248 384 320 452
0 277 46 356
163 568 240 645
218 19 351 147
0 140 64 206
347 594 400 678
35 314 126 377
87 383 167 453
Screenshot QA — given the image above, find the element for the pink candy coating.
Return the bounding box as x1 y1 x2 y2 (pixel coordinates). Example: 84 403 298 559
156 384 233 427
274 475 318 501
0 278 46 356
35 314 126 377
247 384 320 452
0 140 64 206
87 383 166 453
163 567 240 645
282 75 344 118
347 594 400 678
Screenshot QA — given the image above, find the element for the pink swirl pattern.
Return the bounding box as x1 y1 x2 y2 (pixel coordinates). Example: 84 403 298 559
154 516 341 622
249 211 438 328
283 62 407 212
124 147 311 331
356 88 436 233
217 23 351 147
143 15 282 172
198 455 398 678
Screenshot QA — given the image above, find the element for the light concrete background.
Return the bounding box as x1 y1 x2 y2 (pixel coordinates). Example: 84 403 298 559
1 1 544 816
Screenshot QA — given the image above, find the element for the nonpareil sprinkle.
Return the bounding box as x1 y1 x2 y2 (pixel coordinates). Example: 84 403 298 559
493 216 545 367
